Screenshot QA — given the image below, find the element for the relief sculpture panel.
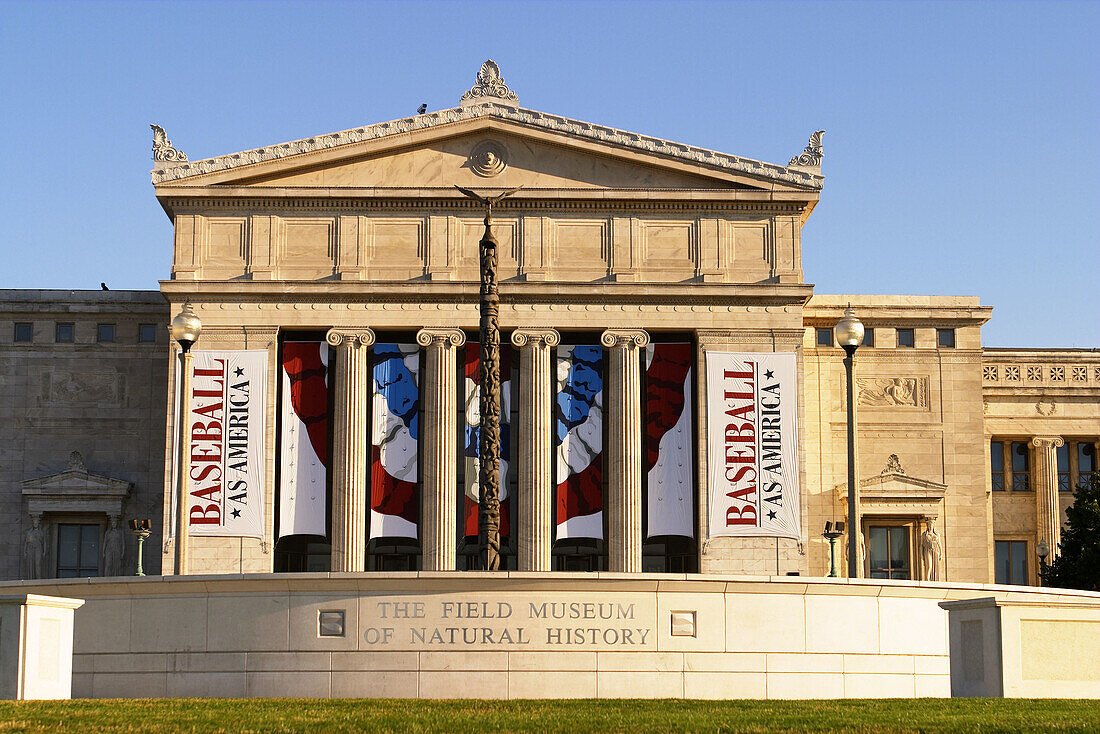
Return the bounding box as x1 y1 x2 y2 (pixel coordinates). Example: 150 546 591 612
45 370 122 407
856 376 929 409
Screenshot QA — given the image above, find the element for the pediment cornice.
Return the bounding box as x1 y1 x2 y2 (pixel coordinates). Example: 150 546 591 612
151 103 824 191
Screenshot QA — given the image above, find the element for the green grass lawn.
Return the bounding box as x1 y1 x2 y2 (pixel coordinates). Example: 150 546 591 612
2 699 1100 733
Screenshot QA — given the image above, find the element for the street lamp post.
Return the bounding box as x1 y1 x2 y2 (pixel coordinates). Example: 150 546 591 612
1037 538 1050 586
835 305 864 578
170 302 201 575
823 521 844 578
128 519 151 576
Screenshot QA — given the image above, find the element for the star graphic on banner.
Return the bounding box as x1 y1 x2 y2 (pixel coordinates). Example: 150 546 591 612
764 369 774 379
234 367 244 377
231 508 241 519
766 510 777 520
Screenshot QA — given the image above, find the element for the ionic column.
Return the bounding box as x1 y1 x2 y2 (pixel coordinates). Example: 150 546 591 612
326 328 375 573
1031 436 1065 559
601 329 650 573
416 328 466 571
511 328 561 572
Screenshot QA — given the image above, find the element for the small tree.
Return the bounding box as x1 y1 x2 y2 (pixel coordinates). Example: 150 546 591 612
1041 473 1100 591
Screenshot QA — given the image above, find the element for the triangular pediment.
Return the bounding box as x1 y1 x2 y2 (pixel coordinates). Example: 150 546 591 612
152 104 823 193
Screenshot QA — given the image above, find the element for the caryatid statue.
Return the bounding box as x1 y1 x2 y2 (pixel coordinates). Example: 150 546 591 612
454 185 521 571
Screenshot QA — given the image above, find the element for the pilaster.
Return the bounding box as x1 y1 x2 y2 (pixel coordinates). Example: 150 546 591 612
510 328 561 571
600 328 650 573
1031 436 1065 559
416 328 466 571
326 327 375 573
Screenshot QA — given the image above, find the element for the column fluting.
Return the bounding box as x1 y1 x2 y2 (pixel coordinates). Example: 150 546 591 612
326 328 375 573
416 328 466 571
1031 436 1065 560
511 328 561 571
601 329 650 573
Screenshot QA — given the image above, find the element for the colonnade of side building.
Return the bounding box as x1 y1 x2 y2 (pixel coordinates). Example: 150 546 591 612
324 326 651 574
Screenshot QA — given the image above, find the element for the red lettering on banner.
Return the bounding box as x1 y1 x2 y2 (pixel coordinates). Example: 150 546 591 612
189 504 221 525
725 504 758 526
188 358 227 528
722 362 759 528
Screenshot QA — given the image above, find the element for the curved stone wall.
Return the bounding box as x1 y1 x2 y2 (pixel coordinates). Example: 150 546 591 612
3 573 1098 699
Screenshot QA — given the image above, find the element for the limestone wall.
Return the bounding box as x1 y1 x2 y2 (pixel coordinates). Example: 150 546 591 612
11 574 1088 700
0 291 169 579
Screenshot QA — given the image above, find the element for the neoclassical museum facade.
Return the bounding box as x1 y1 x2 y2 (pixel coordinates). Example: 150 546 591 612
2 62 1097 588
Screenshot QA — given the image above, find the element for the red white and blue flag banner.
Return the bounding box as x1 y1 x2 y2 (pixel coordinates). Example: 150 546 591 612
180 350 267 538
278 342 329 539
705 351 800 539
644 343 694 539
370 343 420 540
554 344 604 540
462 342 513 539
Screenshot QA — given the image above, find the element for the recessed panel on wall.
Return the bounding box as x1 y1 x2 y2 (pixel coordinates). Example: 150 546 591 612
203 218 248 277
281 218 336 278
549 219 609 280
640 220 695 278
459 218 520 278
732 224 771 282
369 218 426 278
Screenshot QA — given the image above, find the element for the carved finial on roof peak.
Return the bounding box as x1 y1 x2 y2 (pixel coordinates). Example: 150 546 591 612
882 454 905 475
151 124 187 163
788 129 823 170
68 451 86 472
460 59 519 108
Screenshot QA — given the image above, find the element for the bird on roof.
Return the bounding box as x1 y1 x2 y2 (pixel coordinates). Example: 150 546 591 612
417 103 427 114
101 282 109 291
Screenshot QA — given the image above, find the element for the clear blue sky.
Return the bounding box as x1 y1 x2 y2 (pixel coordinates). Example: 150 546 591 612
1 1 1096 347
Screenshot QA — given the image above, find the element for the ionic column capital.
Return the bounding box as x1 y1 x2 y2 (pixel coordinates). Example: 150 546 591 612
416 328 466 349
1030 436 1065 450
326 327 375 349
510 328 560 349
600 329 650 350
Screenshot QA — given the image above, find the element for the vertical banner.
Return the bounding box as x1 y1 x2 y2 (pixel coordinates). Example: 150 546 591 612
462 342 513 539
278 341 329 539
186 350 268 538
644 343 694 539
370 343 420 540
554 345 604 540
705 351 800 539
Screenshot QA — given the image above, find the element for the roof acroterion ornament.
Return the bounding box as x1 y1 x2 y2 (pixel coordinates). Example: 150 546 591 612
151 124 188 163
788 130 823 170
460 60 519 107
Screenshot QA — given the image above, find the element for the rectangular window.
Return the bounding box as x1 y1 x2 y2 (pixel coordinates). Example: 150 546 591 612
14 323 32 342
990 440 1006 491
1079 442 1096 484
97 324 115 343
139 324 157 343
867 525 911 580
937 328 956 348
994 540 1029 585
816 328 833 347
55 323 74 343
1057 443 1071 492
862 328 875 347
56 523 100 578
1012 441 1030 491
896 328 915 348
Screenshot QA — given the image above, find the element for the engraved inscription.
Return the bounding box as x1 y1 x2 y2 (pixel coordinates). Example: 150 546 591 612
357 594 654 651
